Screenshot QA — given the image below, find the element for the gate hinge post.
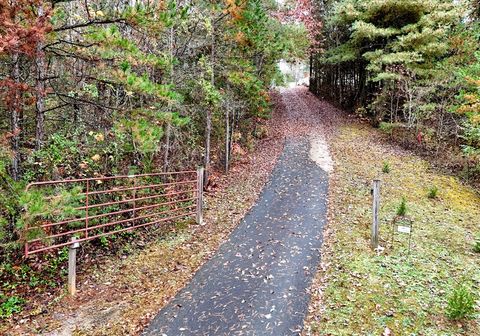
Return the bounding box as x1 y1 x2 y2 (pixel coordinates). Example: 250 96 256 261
196 167 204 225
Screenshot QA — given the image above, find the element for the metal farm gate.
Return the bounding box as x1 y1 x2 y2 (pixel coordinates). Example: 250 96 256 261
24 169 204 257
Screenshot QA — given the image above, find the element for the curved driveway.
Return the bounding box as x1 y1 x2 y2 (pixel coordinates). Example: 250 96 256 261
144 91 329 336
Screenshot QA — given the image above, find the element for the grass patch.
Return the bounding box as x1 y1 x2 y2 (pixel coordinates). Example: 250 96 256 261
473 236 480 253
428 185 439 199
446 283 476 320
305 124 480 335
382 161 391 173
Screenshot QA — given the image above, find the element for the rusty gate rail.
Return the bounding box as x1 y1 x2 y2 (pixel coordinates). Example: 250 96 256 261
24 169 203 256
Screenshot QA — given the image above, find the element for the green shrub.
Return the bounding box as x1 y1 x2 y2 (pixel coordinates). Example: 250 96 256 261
379 122 394 135
382 161 391 173
427 186 439 199
0 295 25 318
474 236 480 253
446 284 476 320
100 236 110 248
396 197 407 217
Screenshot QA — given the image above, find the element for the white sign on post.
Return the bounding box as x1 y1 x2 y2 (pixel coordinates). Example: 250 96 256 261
391 219 414 253
397 226 411 234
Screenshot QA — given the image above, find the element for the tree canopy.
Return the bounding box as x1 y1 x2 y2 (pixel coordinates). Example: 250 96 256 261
311 0 480 179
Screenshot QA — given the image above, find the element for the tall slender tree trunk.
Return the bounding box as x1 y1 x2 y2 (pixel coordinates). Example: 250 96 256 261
205 108 212 183
163 9 175 172
225 106 229 173
309 54 313 92
163 123 171 172
10 53 21 181
204 19 214 184
35 4 46 150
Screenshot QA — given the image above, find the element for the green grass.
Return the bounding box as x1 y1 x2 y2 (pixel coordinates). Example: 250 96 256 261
382 161 391 173
305 124 480 335
446 283 476 320
428 185 439 199
473 237 480 253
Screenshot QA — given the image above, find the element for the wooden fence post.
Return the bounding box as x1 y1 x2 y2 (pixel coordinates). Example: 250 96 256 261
371 179 381 250
68 237 80 296
196 167 204 224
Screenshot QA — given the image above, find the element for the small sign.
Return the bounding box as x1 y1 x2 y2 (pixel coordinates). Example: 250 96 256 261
397 226 411 234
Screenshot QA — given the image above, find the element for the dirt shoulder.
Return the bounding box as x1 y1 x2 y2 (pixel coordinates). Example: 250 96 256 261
303 109 480 334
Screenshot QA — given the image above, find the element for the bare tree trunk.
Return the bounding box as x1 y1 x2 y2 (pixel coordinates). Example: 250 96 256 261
10 53 21 181
204 19 214 184
35 4 46 150
164 8 175 173
225 106 229 173
163 123 171 172
309 54 313 84
205 109 212 184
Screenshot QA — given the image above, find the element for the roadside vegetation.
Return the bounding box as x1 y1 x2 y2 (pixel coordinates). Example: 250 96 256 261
304 120 480 335
0 91 286 335
306 2 480 332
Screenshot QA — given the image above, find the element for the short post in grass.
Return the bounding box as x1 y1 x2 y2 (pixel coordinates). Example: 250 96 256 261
68 237 80 296
196 167 204 225
371 179 381 250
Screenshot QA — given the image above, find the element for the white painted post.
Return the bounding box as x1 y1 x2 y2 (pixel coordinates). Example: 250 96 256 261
196 167 204 225
371 179 381 250
68 237 80 296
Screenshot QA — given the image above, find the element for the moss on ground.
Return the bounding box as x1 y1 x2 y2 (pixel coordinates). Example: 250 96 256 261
305 124 479 335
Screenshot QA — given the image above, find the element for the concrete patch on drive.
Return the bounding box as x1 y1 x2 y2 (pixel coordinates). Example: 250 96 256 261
309 135 333 174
